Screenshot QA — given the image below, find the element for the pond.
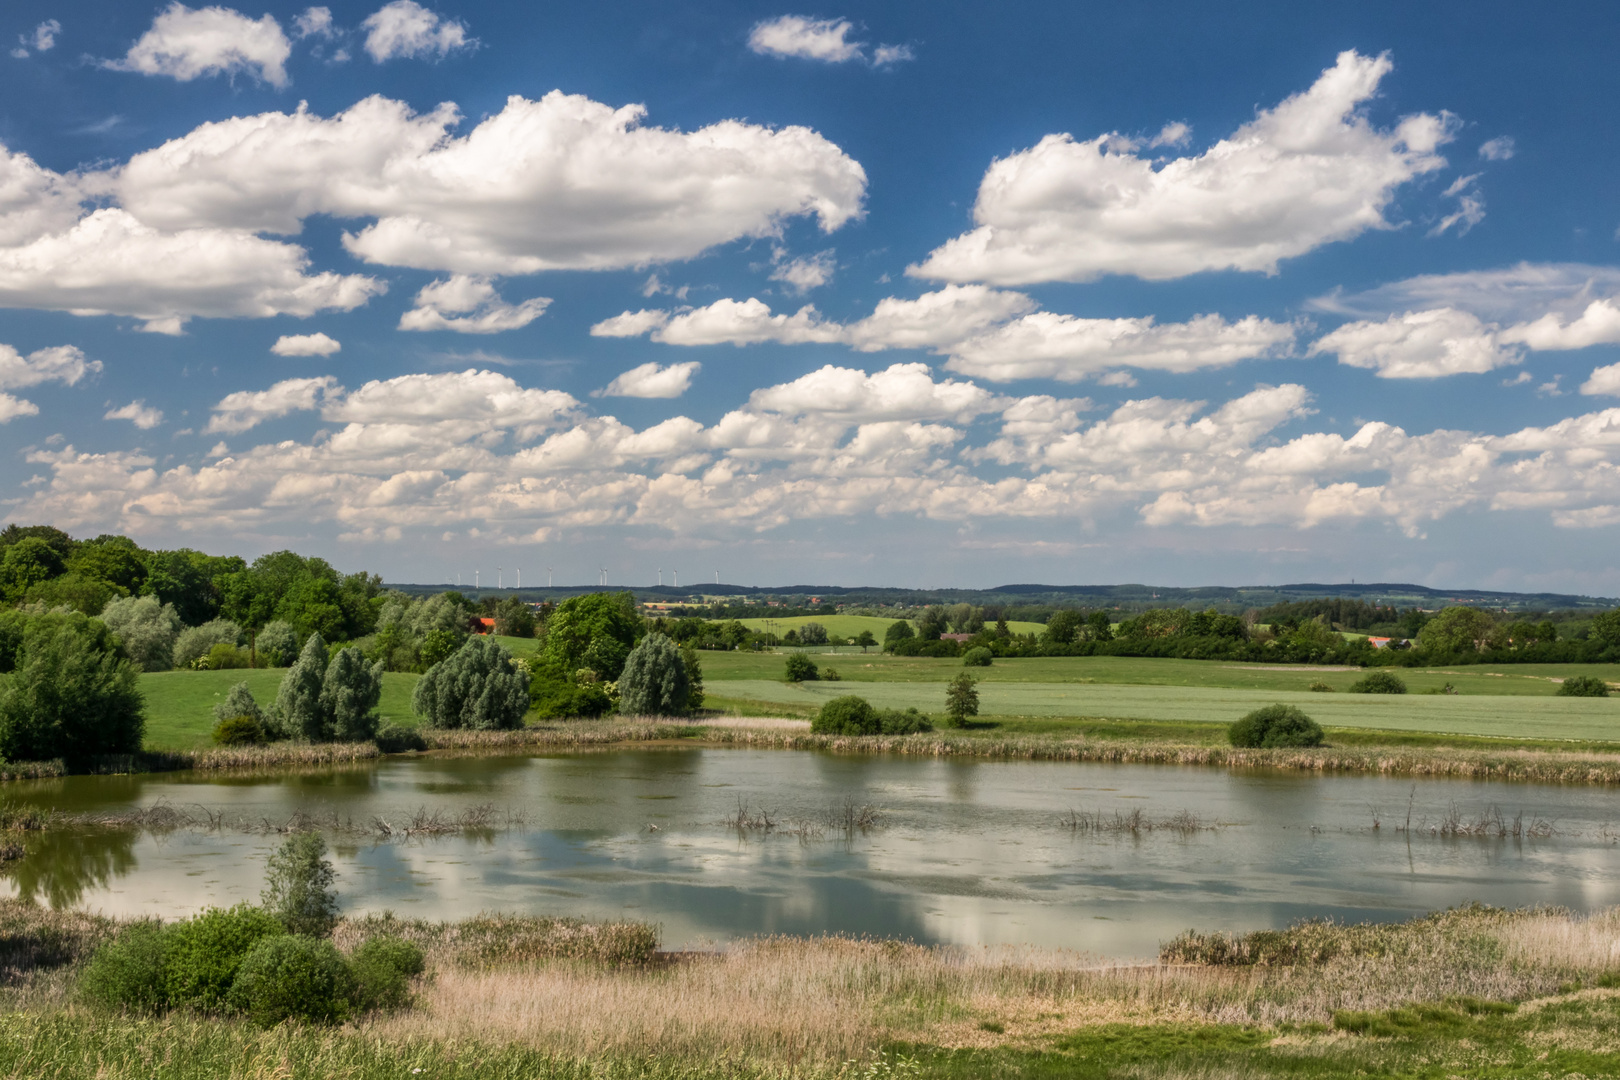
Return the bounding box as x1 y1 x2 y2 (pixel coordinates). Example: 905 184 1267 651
5 748 1619 958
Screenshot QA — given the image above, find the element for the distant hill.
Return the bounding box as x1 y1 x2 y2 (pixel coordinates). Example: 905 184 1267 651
387 580 1617 614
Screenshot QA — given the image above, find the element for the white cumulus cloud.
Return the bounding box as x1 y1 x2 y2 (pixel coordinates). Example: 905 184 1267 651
1581 363 1620 398
106 3 292 87
0 394 39 422
271 332 341 356
104 400 164 429
361 0 470 61
114 92 867 276
597 361 700 399
13 19 61 58
208 375 336 433
912 50 1454 285
293 7 334 39
770 249 836 293
1478 136 1515 161
0 344 101 389
398 275 551 333
747 15 909 66
1310 308 1522 378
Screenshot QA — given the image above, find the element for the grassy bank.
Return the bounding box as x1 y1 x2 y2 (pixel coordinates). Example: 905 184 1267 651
140 669 421 750
1 900 1618 1078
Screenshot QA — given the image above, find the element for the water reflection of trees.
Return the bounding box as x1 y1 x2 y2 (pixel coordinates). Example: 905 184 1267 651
3 829 138 909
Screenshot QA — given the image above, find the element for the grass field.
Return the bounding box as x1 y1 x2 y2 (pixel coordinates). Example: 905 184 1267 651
139 669 421 750
714 677 1620 741
730 614 1047 639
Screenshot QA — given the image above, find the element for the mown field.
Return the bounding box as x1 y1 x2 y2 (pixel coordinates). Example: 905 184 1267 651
731 613 1047 638
139 669 421 750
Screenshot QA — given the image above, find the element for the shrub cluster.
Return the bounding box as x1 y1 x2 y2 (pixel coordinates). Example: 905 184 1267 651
1557 675 1611 697
784 654 818 682
962 646 992 667
1228 704 1325 748
1348 671 1407 694
810 695 934 735
79 906 423 1026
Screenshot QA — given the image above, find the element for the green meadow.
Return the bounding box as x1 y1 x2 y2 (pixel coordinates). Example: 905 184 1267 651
732 613 1047 638
139 669 422 750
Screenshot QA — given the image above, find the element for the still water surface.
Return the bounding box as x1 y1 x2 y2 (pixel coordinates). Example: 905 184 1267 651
5 748 1619 958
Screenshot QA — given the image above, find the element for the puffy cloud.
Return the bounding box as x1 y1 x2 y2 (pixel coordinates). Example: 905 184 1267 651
106 3 292 88
207 375 335 433
1582 363 1620 398
747 16 910 66
12 19 61 58
945 313 1297 382
1479 136 1516 161
597 361 700 399
271 331 341 356
1309 308 1522 378
911 51 1453 285
322 369 578 440
397 275 551 333
599 287 1290 382
114 92 866 275
360 1 470 61
0 344 100 390
770 249 835 293
745 362 998 422
0 208 385 330
1500 299 1620 351
0 394 37 422
293 7 334 39
104 400 164 429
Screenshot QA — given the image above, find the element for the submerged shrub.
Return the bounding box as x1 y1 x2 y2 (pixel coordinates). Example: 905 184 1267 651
812 695 878 735
262 832 339 937
227 935 355 1027
79 921 169 1013
1558 675 1611 698
784 654 818 682
349 937 425 1013
1229 704 1324 748
962 646 992 667
1348 670 1407 694
163 904 285 1010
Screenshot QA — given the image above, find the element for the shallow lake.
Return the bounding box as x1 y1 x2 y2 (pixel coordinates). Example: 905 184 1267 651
6 748 1620 958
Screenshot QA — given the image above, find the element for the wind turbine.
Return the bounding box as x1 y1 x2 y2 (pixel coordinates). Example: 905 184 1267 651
498 566 503 589
475 569 480 588
547 567 553 587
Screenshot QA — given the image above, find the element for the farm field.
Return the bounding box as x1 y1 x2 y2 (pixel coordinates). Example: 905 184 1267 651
698 650 1620 693
728 614 1047 638
139 669 421 750
714 677 1620 741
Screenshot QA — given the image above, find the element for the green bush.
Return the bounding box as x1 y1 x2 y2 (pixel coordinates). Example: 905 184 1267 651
1229 704 1325 748
811 695 878 735
1558 675 1611 697
227 935 355 1027
1347 670 1407 694
820 667 840 681
79 921 169 1013
162 904 285 1010
1308 681 1334 692
262 833 339 937
784 654 818 682
529 676 612 719
962 647 992 667
616 632 692 717
876 707 933 734
412 636 528 729
202 643 252 669
944 673 979 726
374 723 428 753
0 609 145 765
349 937 425 1013
212 714 266 746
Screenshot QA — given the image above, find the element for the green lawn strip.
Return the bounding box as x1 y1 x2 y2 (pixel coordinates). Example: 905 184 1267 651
715 678 1620 741
725 613 1047 639
699 651 1620 693
138 670 421 750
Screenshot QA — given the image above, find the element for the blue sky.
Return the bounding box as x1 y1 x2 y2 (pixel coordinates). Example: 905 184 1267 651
2 0 1619 592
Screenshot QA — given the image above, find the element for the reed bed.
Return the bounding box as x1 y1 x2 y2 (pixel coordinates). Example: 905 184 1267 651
354 905 1620 1065
56 801 521 841
1060 807 1214 834
333 912 660 968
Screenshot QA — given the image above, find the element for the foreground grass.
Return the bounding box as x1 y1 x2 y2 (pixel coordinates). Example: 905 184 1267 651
2 902 1619 1078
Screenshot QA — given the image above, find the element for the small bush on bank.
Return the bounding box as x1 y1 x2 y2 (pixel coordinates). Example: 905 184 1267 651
212 715 266 747
349 937 425 1013
820 667 840 681
78 921 169 1013
812 695 878 735
163 904 285 1010
1348 671 1407 694
227 935 355 1027
1308 681 1334 692
374 723 427 753
962 647 992 667
876 707 933 734
1229 704 1325 748
784 655 818 682
1558 675 1611 697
